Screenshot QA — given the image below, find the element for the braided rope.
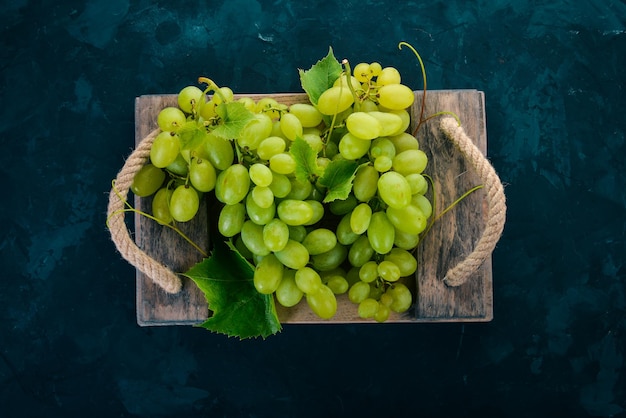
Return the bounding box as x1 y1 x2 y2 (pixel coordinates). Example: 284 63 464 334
106 128 182 294
439 117 507 287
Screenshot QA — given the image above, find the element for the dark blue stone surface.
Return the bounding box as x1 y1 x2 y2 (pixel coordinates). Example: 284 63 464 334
1 0 625 417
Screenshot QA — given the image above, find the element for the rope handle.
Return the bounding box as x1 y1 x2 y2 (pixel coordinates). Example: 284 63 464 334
438 117 507 287
107 118 506 293
107 128 182 294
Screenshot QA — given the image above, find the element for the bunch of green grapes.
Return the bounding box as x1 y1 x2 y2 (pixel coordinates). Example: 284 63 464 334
131 59 432 322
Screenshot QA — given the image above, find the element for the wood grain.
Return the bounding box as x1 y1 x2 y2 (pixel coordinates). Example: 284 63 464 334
134 90 492 325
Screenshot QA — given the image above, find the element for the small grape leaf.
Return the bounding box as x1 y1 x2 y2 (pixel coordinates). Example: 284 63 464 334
299 47 342 106
177 121 207 151
319 159 360 202
183 239 282 339
290 136 323 183
212 102 255 139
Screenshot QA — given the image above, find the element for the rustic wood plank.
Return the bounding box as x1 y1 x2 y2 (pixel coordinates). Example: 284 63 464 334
134 90 492 325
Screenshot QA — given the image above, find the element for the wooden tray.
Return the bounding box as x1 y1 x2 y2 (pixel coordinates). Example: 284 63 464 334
134 90 492 325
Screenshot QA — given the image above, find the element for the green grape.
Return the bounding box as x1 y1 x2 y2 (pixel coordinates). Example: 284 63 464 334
360 99 379 112
262 218 290 252
255 97 281 119
302 228 337 255
392 149 428 176
275 269 303 307
274 239 309 270
369 62 382 76
177 86 204 114
211 86 234 105
373 156 393 172
269 152 296 175
316 85 355 115
253 253 284 294
131 163 166 197
237 96 256 112
325 274 349 295
295 266 322 294
338 132 371 160
306 284 337 319
384 247 418 277
376 67 401 86
169 185 199 222
348 280 370 304
303 200 324 225
336 213 360 245
251 186 274 209
257 136 287 160
369 137 396 159
240 220 271 256
333 74 361 91
204 133 234 171
412 194 433 219
353 62 373 82
302 133 323 154
165 153 189 176
189 158 217 192
379 292 394 307
359 261 379 283
238 113 273 150
373 303 390 322
406 173 428 195
377 84 415 110
280 113 303 141
215 164 250 205
389 109 411 136
367 111 404 137
289 103 323 127
394 228 420 250
358 298 379 319
150 131 180 168
348 234 375 267
277 199 313 226
345 112 381 140
157 107 186 131
368 281 385 301
249 163 273 187
377 260 401 282
353 165 379 202
285 177 313 200
324 140 339 159
245 192 275 225
389 132 420 154
310 243 348 271
268 171 292 198
350 203 372 235
388 283 413 313
329 193 358 215
377 171 412 209
218 203 246 237
152 187 173 225
346 266 361 286
198 99 217 120
288 225 307 242
386 204 427 235
367 211 395 254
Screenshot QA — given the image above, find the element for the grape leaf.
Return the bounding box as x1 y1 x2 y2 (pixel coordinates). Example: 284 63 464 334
298 47 342 106
319 159 360 203
212 102 255 139
184 240 282 339
177 121 207 151
290 136 323 183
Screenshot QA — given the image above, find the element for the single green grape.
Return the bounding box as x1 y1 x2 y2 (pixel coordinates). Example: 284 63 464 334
376 67 401 86
377 171 412 209
345 112 381 140
386 204 427 235
389 132 420 153
405 173 428 195
240 220 271 256
253 253 284 294
336 213 360 246
269 152 296 175
268 171 292 198
316 85 355 115
249 163 273 187
392 149 428 176
384 247 418 277
367 211 395 254
348 234 375 268
262 218 290 252
388 283 413 313
280 112 303 141
189 158 217 192
150 131 180 168
295 266 323 294
177 85 204 114
169 185 200 223
151 187 173 225
245 192 275 225
353 62 373 83
218 203 246 237
412 194 433 218
306 284 337 319
204 133 235 171
353 165 379 202
393 228 420 250
338 132 371 160
289 103 323 128
251 186 274 209
215 164 250 205
257 136 287 160
377 83 415 110
238 113 273 150
377 260 401 282
274 239 309 270
301 228 337 255
359 261 379 283
373 303 390 323
358 298 379 319
348 280 370 304
277 199 313 226
329 193 358 215
157 107 186 131
131 163 165 197
350 203 372 235
367 111 404 137
275 269 303 308
310 243 348 272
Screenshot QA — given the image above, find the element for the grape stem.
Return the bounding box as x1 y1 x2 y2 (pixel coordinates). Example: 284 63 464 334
107 180 209 258
398 41 427 135
341 59 360 112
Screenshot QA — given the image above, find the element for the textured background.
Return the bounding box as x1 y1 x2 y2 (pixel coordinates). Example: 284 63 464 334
1 0 625 417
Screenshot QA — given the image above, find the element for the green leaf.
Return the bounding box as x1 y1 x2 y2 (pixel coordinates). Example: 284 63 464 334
299 47 342 106
184 240 282 339
290 136 323 183
212 102 255 139
319 159 360 203
177 121 207 151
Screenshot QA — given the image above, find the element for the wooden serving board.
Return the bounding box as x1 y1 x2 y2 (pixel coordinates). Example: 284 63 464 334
134 90 492 325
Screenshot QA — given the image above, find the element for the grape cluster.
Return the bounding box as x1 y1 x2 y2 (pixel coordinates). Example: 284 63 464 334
131 60 432 322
